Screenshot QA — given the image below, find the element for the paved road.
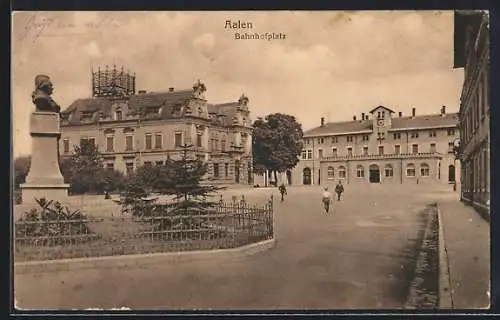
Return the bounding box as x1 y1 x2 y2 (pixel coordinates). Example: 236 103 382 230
15 184 456 310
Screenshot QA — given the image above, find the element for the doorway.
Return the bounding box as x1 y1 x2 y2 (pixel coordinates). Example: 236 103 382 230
303 167 312 185
448 164 455 183
369 164 380 183
286 170 292 185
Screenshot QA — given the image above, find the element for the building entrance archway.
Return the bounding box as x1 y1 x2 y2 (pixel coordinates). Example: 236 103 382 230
369 164 380 183
303 167 312 185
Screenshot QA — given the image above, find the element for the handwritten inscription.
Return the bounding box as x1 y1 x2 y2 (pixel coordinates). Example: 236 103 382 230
17 13 119 43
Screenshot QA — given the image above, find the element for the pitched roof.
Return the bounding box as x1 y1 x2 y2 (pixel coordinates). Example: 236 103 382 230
304 119 372 136
369 105 395 114
207 102 239 126
61 89 196 123
129 90 193 110
391 113 458 130
304 113 458 137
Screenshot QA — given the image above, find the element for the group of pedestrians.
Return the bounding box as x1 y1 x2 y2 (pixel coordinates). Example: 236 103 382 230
277 180 345 215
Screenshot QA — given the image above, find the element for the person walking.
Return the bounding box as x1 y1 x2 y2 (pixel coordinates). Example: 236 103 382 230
322 187 333 214
279 183 287 202
335 181 344 201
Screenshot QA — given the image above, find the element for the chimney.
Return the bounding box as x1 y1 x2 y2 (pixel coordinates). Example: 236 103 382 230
412 107 416 117
361 113 365 120
398 111 402 117
353 115 357 121
441 105 446 115
321 117 325 127
169 87 174 92
138 90 147 94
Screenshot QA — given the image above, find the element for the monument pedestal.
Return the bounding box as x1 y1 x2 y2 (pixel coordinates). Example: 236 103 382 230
20 112 69 205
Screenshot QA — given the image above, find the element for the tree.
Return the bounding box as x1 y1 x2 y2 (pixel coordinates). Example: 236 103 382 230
252 113 304 184
64 140 125 194
123 145 226 240
13 156 31 189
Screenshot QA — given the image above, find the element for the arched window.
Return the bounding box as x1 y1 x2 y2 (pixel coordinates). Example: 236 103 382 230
385 164 394 177
338 166 346 178
356 165 365 178
406 163 416 177
420 163 430 177
115 108 122 121
327 166 335 178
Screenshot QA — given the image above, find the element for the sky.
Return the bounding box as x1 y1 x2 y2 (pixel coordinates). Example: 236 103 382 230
12 11 464 158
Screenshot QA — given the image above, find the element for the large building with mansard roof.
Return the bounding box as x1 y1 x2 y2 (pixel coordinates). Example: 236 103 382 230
284 105 461 187
59 65 254 185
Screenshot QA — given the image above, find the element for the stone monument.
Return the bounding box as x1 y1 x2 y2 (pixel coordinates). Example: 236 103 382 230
20 75 69 204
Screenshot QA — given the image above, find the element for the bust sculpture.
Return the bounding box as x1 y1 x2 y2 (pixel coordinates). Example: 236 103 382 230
31 74 61 113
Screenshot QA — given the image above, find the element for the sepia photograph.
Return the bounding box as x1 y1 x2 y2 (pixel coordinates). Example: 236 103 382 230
12 10 490 311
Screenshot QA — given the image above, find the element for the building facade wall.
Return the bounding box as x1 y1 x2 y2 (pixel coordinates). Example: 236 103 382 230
61 115 253 185
292 118 460 187
457 13 490 211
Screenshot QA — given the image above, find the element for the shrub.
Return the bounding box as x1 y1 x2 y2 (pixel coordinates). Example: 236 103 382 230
15 198 96 246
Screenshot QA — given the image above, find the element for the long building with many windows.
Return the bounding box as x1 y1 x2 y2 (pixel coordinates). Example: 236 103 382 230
59 66 254 185
287 105 460 186
453 10 490 213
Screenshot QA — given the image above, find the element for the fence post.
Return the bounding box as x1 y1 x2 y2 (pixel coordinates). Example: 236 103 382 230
270 196 275 240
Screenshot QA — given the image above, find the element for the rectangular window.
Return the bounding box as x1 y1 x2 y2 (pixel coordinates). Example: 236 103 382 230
63 138 70 154
410 132 419 139
221 140 226 151
144 161 152 167
447 129 455 136
385 166 394 177
347 147 353 157
115 110 122 121
125 135 133 151
175 132 183 147
412 144 419 154
80 137 87 147
448 142 454 153
106 136 114 152
378 146 384 155
154 133 162 149
407 167 416 177
301 150 307 160
106 163 114 171
430 143 436 153
395 145 401 155
307 150 312 159
318 137 324 144
145 134 152 150
125 162 134 174
393 133 401 140
363 146 368 155
88 137 96 147
347 136 353 143
332 148 338 157
331 137 338 143
213 163 219 177
429 131 436 138
155 161 164 166
197 134 203 148
225 163 229 177
318 149 323 159
362 135 369 141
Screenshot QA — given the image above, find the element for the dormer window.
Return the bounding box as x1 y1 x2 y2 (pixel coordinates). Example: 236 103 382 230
81 111 94 121
115 110 122 121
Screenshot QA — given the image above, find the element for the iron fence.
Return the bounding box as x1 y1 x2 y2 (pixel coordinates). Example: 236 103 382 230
14 198 274 262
